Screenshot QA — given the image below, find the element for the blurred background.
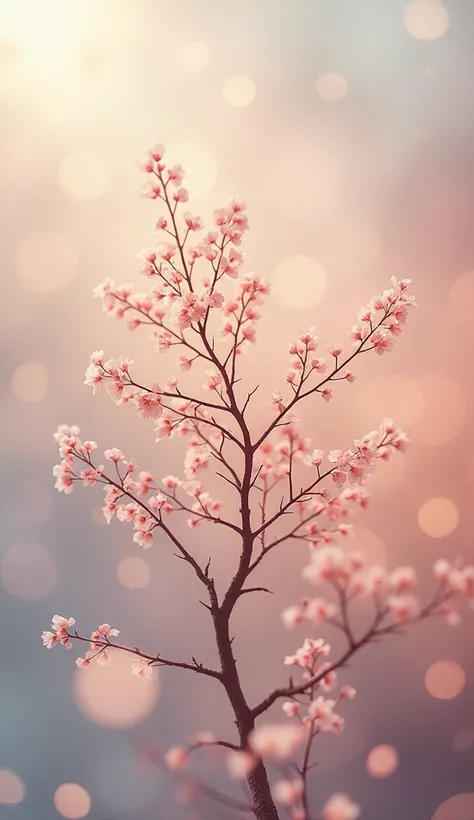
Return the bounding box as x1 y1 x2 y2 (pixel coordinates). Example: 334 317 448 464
1 0 474 818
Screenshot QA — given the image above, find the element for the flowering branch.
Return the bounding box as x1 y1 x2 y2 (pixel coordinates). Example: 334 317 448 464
43 142 473 820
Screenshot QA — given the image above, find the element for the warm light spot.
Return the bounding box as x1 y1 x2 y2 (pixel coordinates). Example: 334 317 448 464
355 374 425 428
74 649 159 727
0 769 25 804
178 41 211 72
452 727 474 753
167 140 218 196
418 497 459 539
58 149 111 201
410 373 466 446
91 506 106 526
432 793 474 820
448 271 474 330
272 255 327 309
316 72 348 102
366 453 407 494
2 542 57 600
366 745 399 778
11 362 48 403
16 230 78 293
404 0 450 40
10 480 52 526
54 783 91 818
222 75 256 107
117 557 151 590
351 527 386 566
425 660 466 700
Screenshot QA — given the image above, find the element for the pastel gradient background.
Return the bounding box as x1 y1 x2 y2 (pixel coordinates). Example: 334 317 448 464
1 1 473 818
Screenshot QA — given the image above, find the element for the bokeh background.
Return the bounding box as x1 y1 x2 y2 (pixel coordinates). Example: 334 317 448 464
1 0 474 818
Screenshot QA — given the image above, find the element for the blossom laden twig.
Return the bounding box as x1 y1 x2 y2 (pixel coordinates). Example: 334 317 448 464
42 141 471 820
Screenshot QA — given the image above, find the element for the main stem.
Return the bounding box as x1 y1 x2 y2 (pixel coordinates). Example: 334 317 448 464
213 610 280 820
197 319 280 817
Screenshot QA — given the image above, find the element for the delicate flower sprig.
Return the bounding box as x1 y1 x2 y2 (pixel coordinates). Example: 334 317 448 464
42 141 467 820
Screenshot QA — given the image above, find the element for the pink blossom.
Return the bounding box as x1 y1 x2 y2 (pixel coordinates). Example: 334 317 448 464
304 449 323 468
91 624 120 640
249 723 306 759
227 750 257 779
165 746 188 769
41 631 58 649
304 598 337 623
167 164 185 186
322 794 360 820
133 529 154 548
132 659 154 680
284 638 330 669
135 391 163 420
389 566 417 592
282 701 300 717
281 606 304 629
387 594 420 623
204 370 223 391
183 212 203 231
273 779 304 806
340 685 357 700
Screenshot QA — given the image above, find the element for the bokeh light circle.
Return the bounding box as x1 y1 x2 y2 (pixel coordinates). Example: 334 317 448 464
355 374 425 429
425 660 466 700
16 230 78 293
366 745 399 778
74 649 159 728
431 793 474 820
0 769 25 804
58 149 111 201
11 361 48 402
272 255 327 308
2 542 57 600
452 727 474 753
117 557 151 589
222 75 256 106
168 140 218 196
410 373 466 446
404 0 450 40
178 41 211 72
417 497 459 539
448 271 474 330
54 783 91 818
316 72 348 101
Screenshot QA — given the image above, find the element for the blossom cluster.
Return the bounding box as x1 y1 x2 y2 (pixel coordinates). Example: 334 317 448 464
42 616 156 679
90 143 275 370
281 545 474 631
52 424 224 545
271 277 416 409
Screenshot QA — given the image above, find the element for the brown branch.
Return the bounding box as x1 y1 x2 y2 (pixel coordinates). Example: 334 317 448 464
69 632 222 680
